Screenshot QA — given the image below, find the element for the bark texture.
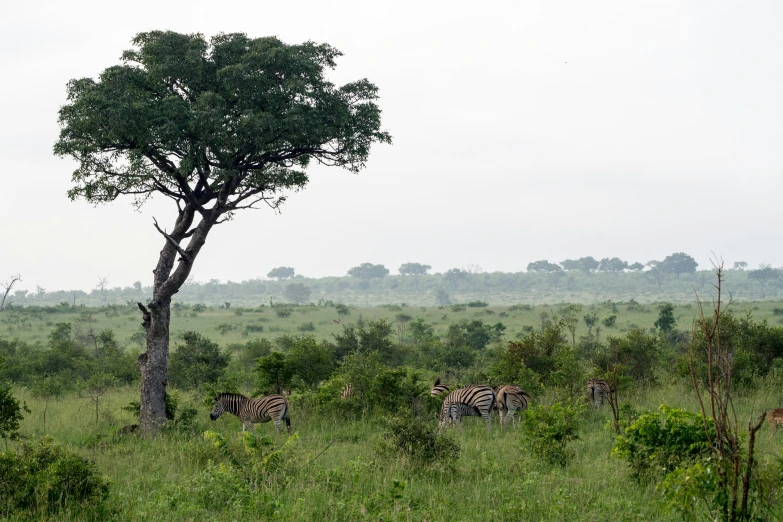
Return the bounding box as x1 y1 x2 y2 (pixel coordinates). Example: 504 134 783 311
137 205 213 433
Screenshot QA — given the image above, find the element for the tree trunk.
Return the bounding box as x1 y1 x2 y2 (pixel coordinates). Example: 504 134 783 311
136 203 215 434
138 300 171 432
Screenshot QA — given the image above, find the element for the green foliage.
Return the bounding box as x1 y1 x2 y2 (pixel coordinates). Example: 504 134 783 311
287 336 334 388
284 283 312 305
169 332 230 390
376 413 460 469
527 260 563 273
521 402 581 466
298 321 316 332
612 405 714 482
335 303 351 317
347 263 389 281
267 267 295 281
492 322 570 388
0 437 110 516
275 307 293 318
256 352 294 395
123 391 180 421
434 289 451 306
661 253 698 277
467 301 488 308
601 314 617 327
654 303 676 333
332 319 398 364
599 328 665 385
445 319 503 351
398 263 431 277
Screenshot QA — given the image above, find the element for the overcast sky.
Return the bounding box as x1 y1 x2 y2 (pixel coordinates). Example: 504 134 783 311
1 0 782 292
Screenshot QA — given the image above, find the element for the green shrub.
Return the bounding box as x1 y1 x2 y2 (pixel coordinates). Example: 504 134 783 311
0 437 110 516
521 402 581 466
297 322 316 332
0 355 28 442
602 314 617 328
451 305 466 312
169 332 230 389
612 405 714 482
467 301 488 308
192 303 207 313
275 308 293 318
376 413 460 469
509 304 533 312
215 323 236 335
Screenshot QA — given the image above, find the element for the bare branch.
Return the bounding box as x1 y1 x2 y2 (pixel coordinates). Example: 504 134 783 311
153 218 191 263
0 273 22 312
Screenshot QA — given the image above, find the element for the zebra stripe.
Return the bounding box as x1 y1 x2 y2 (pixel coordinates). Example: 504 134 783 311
210 393 291 434
497 385 530 428
340 383 353 400
430 378 452 397
438 385 496 431
586 378 612 407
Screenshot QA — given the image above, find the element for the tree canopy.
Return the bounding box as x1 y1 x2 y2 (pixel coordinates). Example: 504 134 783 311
268 267 295 280
398 263 431 277
527 260 562 273
347 263 389 280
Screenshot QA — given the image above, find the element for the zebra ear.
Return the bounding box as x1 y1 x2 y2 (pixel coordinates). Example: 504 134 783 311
434 377 440 386
213 394 219 401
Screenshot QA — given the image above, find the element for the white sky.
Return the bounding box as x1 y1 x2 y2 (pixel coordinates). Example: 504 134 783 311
1 0 782 292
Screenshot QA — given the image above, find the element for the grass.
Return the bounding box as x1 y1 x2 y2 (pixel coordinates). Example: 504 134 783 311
4 300 783 352
7 381 783 521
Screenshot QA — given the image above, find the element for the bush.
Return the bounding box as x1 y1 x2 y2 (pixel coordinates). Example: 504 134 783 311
450 304 466 312
467 301 488 308
169 332 230 390
521 402 581 466
297 322 316 332
0 355 28 442
376 413 460 469
602 314 617 327
612 405 714 482
0 437 110 516
275 308 293 318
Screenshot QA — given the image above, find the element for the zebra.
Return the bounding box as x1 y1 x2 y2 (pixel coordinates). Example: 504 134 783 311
496 385 530 428
438 385 497 432
430 378 452 397
340 383 353 400
210 393 291 434
586 378 612 407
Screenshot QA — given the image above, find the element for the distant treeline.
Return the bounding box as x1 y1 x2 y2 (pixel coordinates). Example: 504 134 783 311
5 252 783 307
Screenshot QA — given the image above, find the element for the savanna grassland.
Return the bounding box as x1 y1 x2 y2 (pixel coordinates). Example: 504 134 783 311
2 299 783 521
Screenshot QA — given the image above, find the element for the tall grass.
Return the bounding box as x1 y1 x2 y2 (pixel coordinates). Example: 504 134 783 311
8 382 782 521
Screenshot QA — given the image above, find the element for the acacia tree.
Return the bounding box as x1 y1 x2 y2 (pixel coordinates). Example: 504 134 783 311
54 31 390 433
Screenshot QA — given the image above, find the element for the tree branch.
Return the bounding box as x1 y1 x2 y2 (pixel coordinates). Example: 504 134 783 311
152 218 191 263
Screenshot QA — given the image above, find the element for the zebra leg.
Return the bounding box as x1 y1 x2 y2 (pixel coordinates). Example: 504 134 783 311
484 412 492 432
508 411 515 429
273 419 282 433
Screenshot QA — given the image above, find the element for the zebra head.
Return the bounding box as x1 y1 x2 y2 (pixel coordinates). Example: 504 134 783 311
210 395 226 420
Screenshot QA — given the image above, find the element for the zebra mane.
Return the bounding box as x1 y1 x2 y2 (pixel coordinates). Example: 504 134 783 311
215 392 248 401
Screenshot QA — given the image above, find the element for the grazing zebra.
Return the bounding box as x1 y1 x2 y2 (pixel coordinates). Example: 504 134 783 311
496 386 530 428
340 383 353 400
438 385 497 432
210 393 291 434
430 378 452 397
586 378 612 407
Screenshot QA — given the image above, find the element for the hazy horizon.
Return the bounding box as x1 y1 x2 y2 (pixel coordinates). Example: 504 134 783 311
2 0 782 293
